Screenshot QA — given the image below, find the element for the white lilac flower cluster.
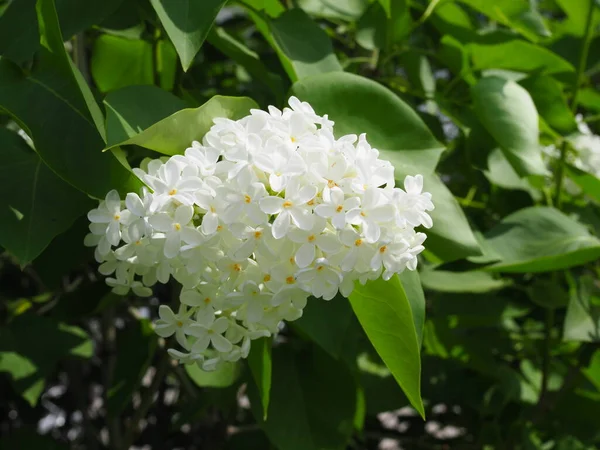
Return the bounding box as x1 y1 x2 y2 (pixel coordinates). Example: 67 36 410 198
85 97 434 370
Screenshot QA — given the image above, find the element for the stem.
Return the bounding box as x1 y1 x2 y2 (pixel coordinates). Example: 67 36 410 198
121 355 171 449
410 0 442 32
554 0 595 207
102 309 122 450
538 308 555 407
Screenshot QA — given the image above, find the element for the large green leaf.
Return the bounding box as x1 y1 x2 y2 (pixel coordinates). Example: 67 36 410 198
519 75 577 136
472 76 546 178
0 0 124 63
0 129 91 264
104 85 186 148
467 37 574 75
268 8 343 82
0 0 141 198
149 0 226 71
104 95 258 155
291 72 443 154
248 345 357 450
293 295 355 359
108 318 158 417
349 275 425 418
247 337 272 420
479 206 600 273
398 270 425 346
91 34 153 93
0 313 92 406
563 274 600 342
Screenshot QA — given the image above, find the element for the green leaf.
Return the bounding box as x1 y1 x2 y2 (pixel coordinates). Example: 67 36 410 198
0 313 92 406
467 37 574 75
0 129 92 264
297 0 369 21
458 0 551 42
0 0 124 63
293 295 355 359
104 85 186 148
0 0 142 198
420 268 511 293
563 274 600 342
0 429 69 450
248 345 357 450
356 0 411 51
269 8 343 82
247 337 272 420
398 270 425 346
484 147 538 194
577 88 600 112
108 318 158 417
157 38 178 91
149 0 226 71
527 279 569 309
472 76 546 178
519 75 577 135
566 164 600 203
207 26 285 102
349 275 425 418
91 34 153 93
104 95 258 155
479 206 600 273
185 360 242 388
291 72 444 155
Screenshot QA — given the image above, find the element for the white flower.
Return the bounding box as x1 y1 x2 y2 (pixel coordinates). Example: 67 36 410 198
86 96 434 370
87 190 131 247
260 178 317 238
149 205 195 258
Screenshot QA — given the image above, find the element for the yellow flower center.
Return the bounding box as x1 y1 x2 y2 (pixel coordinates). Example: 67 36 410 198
174 223 181 231
379 245 387 253
336 205 344 212
317 265 324 272
169 189 177 196
114 214 120 220
283 201 293 208
204 297 211 304
355 239 363 246
263 274 271 282
244 195 252 204
176 321 183 327
254 231 263 239
308 235 316 243
286 276 295 284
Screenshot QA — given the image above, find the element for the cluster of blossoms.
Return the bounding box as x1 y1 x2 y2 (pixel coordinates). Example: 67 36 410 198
85 97 434 370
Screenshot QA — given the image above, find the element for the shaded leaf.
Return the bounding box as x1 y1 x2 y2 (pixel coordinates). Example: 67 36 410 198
149 0 227 71
0 313 92 406
108 318 157 417
104 85 186 148
248 345 357 450
566 164 600 203
269 8 343 82
293 295 355 359
91 34 153 93
247 337 272 419
0 0 142 198
0 129 91 264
